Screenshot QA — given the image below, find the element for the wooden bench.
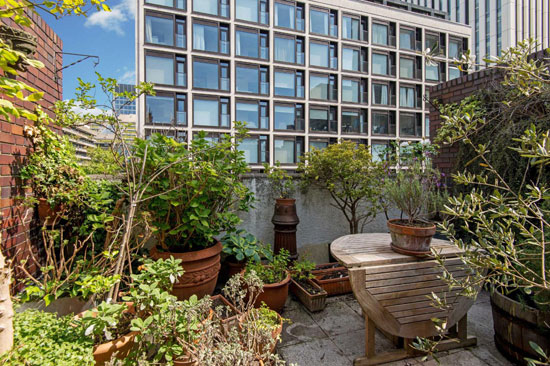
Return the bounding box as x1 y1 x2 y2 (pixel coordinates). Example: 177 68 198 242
331 233 479 366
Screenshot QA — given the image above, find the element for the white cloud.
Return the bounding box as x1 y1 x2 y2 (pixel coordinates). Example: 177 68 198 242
70 102 106 116
118 70 136 84
84 0 135 36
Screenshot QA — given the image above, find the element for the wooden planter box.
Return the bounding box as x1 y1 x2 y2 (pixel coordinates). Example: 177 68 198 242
211 294 241 328
312 263 352 296
290 278 327 312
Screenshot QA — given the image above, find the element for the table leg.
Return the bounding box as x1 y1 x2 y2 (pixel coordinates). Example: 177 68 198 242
365 314 375 358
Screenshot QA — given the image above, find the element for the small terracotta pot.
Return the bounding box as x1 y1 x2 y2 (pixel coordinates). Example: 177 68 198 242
227 260 247 279
173 356 197 366
387 219 436 257
150 241 222 300
254 271 291 313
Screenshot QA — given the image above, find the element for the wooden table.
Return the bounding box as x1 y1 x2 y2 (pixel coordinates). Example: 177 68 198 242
331 233 478 366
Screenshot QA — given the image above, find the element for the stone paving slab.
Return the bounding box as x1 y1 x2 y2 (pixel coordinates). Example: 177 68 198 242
278 291 514 366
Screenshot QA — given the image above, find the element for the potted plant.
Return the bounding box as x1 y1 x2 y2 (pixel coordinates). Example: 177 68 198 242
221 229 272 278
264 162 299 260
289 258 327 312
383 159 446 256
311 263 352 296
142 130 254 300
245 249 291 313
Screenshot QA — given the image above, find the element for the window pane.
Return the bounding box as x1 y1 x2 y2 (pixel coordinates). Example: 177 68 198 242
372 23 388 45
146 95 174 124
193 0 218 15
399 87 415 108
310 109 328 132
236 102 259 128
193 61 219 89
274 139 295 163
236 30 259 58
274 71 295 97
426 63 440 81
310 140 328 150
310 75 328 100
193 23 218 52
449 40 461 59
449 66 461 80
425 116 430 137
236 0 258 22
239 138 259 163
146 56 174 85
274 37 295 63
145 16 173 46
372 112 395 135
343 48 359 71
275 105 295 129
372 84 388 104
310 43 328 67
343 16 359 40
371 143 388 162
400 29 414 50
400 114 416 136
400 58 414 79
342 111 361 134
236 66 259 93
310 9 328 35
425 34 439 52
342 79 359 103
372 54 388 75
275 2 294 29
193 99 219 126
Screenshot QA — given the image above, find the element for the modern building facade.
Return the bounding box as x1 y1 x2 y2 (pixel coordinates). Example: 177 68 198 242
442 0 549 65
136 0 471 168
62 124 97 161
114 84 138 115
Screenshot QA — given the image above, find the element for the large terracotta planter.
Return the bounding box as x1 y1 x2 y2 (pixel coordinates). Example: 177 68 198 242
387 219 436 256
272 198 299 261
150 241 222 300
93 331 139 366
491 291 550 365
254 271 291 313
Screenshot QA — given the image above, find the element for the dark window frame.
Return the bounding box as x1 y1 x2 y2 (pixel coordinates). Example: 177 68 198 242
274 33 305 66
371 109 397 136
341 108 368 135
399 111 423 137
309 72 337 102
309 104 337 133
192 0 229 18
192 19 230 56
274 67 305 99
235 26 269 60
145 92 188 127
308 38 337 70
192 56 230 92
235 99 270 130
273 0 305 32
240 134 270 164
145 0 186 11
309 5 338 38
235 0 270 26
144 11 186 49
145 51 187 88
371 50 396 77
235 62 269 95
273 135 305 165
274 102 305 131
192 94 231 128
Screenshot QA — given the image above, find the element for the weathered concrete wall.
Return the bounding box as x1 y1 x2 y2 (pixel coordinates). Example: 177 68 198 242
238 174 392 263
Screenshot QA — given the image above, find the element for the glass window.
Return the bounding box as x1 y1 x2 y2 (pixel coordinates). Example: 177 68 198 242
309 109 329 132
193 23 219 53
426 63 440 81
400 57 415 79
399 86 415 108
274 37 295 63
146 55 174 85
147 0 185 9
236 29 259 58
400 113 419 136
194 0 218 16
425 115 430 137
341 111 364 134
449 66 461 80
342 79 359 103
176 95 186 125
372 23 388 45
274 105 295 130
310 140 328 150
310 42 329 68
372 53 388 75
274 139 296 163
193 60 219 89
236 65 259 94
372 111 395 135
342 48 360 71
372 83 388 105
310 9 328 35
236 0 258 22
449 39 461 59
146 95 174 124
400 28 415 50
371 142 389 162
274 71 295 97
310 74 328 100
342 16 359 40
236 102 259 128
145 15 173 46
425 33 439 53
275 2 294 29
240 138 260 163
193 98 219 126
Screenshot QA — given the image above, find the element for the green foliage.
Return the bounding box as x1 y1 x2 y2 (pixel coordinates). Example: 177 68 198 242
252 304 281 330
221 229 272 263
263 162 295 199
83 147 121 175
1 310 94 366
246 249 290 284
139 129 254 252
291 258 315 281
298 140 385 234
78 302 128 344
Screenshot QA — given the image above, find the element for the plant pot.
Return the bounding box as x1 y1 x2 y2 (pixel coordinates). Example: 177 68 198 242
491 291 550 366
17 296 92 317
211 294 241 328
37 198 63 225
173 356 197 366
227 260 247 279
254 272 291 313
0 25 37 71
240 311 284 355
290 278 327 312
312 264 352 296
387 218 437 257
150 241 222 300
272 198 299 261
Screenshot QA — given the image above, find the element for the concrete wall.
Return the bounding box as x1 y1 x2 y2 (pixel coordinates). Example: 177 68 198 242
238 174 392 263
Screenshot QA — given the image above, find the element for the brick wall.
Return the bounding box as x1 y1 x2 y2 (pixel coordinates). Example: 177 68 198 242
0 13 63 278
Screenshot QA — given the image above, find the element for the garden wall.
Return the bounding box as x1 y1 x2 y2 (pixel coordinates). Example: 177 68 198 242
0 15 63 277
238 174 393 263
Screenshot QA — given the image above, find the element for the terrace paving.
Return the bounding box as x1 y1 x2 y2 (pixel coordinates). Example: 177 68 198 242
279 291 514 366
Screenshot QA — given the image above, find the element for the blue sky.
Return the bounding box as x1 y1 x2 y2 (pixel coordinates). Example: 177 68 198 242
40 0 136 104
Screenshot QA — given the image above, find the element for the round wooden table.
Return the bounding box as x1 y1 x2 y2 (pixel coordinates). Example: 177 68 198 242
331 233 479 366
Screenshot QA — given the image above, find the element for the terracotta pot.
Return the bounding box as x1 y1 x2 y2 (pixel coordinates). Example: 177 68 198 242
254 271 291 313
17 296 92 317
272 198 299 261
387 219 436 257
150 241 222 300
312 264 352 296
290 278 327 312
240 311 283 355
491 291 550 366
227 260 247 279
173 356 197 366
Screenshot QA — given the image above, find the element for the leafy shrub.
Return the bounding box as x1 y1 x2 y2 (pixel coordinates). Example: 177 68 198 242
246 249 290 284
263 162 295 199
291 258 315 282
222 229 272 263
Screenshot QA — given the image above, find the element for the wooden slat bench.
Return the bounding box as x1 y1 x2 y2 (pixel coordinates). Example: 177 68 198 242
331 233 479 366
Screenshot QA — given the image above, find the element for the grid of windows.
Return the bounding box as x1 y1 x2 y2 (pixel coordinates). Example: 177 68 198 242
140 0 470 166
